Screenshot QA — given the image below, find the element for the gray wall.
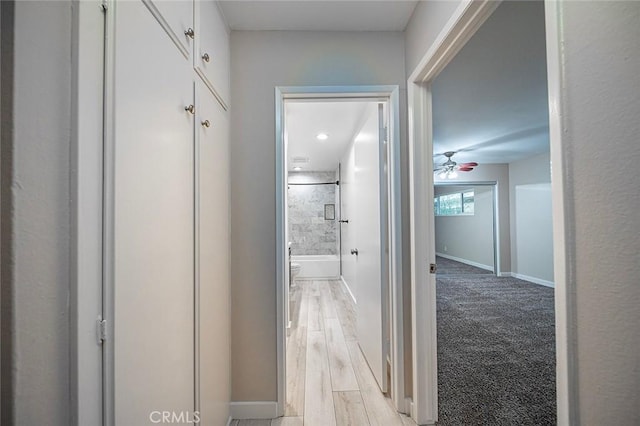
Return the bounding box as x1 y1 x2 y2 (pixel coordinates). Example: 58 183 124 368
230 30 408 402
435 185 494 270
435 164 511 275
559 2 640 422
288 171 338 256
509 152 553 284
409 0 640 422
1 1 72 424
404 0 463 75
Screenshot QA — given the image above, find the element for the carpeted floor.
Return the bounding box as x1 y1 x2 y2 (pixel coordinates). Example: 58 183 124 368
436 267 556 425
436 255 494 275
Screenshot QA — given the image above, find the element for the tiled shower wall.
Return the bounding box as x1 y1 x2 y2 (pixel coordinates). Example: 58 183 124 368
288 171 339 255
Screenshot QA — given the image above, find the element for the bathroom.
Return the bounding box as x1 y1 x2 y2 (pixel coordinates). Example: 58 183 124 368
288 170 341 281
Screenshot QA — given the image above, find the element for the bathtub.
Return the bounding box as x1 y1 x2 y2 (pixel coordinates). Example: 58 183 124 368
291 255 340 279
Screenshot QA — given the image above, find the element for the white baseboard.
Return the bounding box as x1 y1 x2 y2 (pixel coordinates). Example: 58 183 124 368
511 272 555 288
436 252 494 272
340 276 357 305
497 271 512 278
229 401 278 420
226 415 233 426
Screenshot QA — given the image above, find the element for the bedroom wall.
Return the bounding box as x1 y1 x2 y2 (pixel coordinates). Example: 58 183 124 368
435 185 494 271
509 152 553 285
435 164 510 275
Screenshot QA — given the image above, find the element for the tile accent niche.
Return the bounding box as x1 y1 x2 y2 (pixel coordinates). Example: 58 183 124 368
288 171 339 255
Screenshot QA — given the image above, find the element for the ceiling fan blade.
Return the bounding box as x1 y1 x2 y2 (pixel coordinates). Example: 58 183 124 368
458 166 475 172
459 162 478 167
433 166 445 172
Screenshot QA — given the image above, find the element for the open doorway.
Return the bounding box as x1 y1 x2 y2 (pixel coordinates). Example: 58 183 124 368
275 86 406 422
408 1 559 424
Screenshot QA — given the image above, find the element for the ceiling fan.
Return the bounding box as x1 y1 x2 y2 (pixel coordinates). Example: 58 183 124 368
434 151 478 179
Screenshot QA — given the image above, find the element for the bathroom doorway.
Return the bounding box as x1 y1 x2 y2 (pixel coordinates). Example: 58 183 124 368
275 86 405 419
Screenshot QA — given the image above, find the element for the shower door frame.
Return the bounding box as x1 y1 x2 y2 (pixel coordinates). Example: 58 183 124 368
275 85 405 416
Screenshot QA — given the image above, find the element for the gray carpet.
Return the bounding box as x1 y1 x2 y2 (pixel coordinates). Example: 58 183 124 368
436 273 556 425
437 255 494 275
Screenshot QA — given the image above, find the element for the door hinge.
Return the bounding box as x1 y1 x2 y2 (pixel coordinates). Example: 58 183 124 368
429 263 437 274
383 126 388 142
97 317 107 344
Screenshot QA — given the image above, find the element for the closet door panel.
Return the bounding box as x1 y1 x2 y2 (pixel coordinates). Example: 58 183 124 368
144 0 194 57
195 0 230 105
113 2 194 424
196 80 231 425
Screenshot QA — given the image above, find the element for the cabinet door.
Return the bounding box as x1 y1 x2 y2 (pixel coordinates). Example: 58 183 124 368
196 79 231 425
144 0 194 58
194 0 230 106
112 2 194 423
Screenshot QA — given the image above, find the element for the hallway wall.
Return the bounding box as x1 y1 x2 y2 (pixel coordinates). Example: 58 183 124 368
230 30 408 403
1 1 73 424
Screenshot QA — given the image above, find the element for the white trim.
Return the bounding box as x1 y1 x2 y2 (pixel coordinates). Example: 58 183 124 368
340 276 357 305
71 1 105 424
435 253 493 272
226 415 233 426
229 401 278 420
295 276 340 281
275 88 287 418
545 2 578 423
511 273 555 288
275 85 405 414
405 398 414 419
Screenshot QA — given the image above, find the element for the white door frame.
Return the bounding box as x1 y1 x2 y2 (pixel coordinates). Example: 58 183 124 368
275 85 405 415
407 0 575 424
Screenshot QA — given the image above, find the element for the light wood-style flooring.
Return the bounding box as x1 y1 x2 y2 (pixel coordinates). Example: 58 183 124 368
232 279 415 426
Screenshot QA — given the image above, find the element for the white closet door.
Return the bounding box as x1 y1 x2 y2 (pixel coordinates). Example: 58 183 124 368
112 2 194 423
194 0 230 105
354 104 388 392
196 80 231 425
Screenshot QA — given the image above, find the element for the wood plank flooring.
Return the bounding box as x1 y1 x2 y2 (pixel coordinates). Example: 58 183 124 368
230 279 415 426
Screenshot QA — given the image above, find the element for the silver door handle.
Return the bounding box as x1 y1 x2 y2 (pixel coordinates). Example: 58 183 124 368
350 249 359 256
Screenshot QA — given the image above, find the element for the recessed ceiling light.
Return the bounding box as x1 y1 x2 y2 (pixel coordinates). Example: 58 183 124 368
316 133 329 141
293 166 302 171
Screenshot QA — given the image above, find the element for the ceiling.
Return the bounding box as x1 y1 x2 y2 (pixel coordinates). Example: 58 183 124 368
218 1 418 31
432 0 550 166
286 101 372 171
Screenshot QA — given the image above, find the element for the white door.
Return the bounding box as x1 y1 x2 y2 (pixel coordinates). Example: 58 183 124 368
111 2 194 423
354 103 389 392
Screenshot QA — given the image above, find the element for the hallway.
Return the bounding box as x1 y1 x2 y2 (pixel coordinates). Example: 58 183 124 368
232 280 414 426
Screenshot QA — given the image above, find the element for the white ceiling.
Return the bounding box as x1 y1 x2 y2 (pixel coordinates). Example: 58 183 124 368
432 1 550 166
286 101 372 171
218 1 418 31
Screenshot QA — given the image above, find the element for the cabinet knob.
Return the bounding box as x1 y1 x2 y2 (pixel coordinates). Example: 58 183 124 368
185 104 195 114
201 120 211 128
202 53 210 63
184 28 195 39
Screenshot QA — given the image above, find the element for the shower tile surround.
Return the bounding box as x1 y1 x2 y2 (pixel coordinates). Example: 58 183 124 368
288 171 339 256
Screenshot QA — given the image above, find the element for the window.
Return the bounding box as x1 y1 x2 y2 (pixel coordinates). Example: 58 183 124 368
434 190 474 216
